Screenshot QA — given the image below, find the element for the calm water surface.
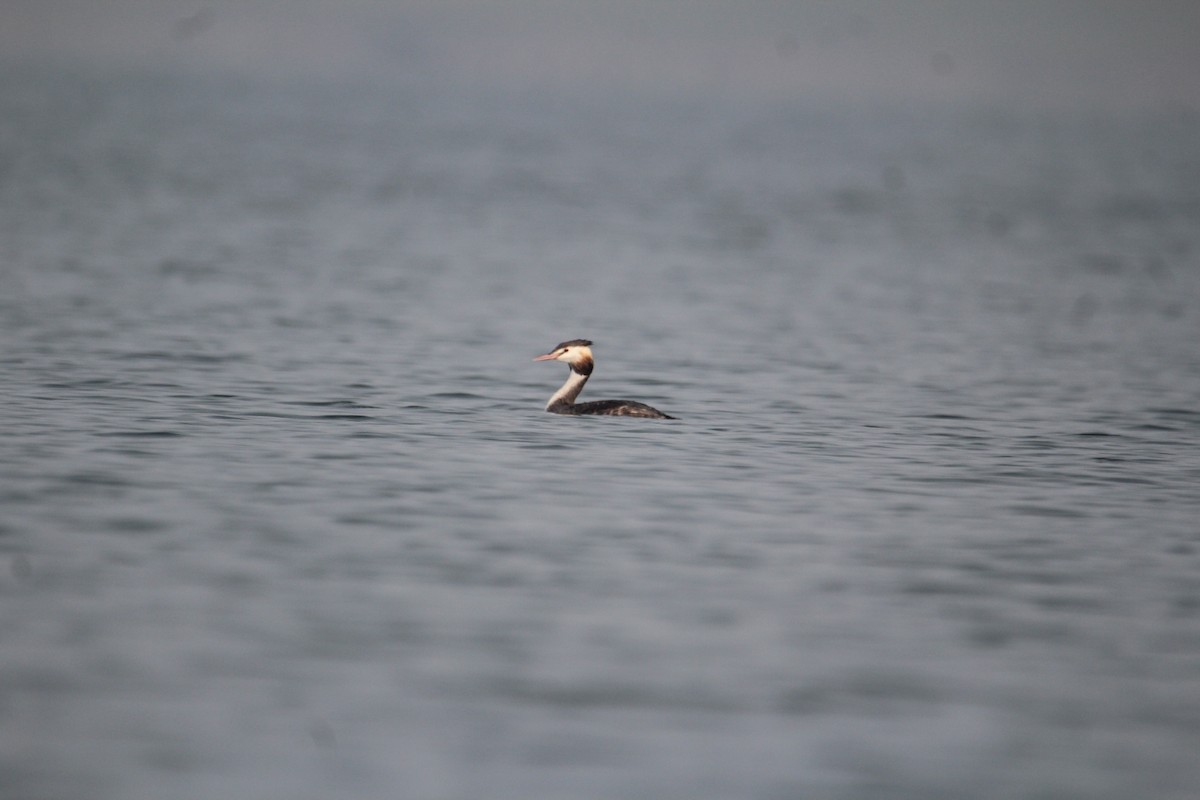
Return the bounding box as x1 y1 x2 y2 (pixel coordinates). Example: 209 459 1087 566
2 68 1200 799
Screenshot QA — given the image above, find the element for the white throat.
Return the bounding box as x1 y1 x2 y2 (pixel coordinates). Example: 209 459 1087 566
547 368 589 411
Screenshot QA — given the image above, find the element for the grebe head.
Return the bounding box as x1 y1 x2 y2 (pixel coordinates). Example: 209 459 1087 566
533 339 594 372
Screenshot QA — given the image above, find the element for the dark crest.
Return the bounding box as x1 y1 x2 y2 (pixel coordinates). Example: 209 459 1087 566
556 338 593 349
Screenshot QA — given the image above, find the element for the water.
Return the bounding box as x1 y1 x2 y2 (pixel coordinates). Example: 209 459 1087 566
3 66 1200 799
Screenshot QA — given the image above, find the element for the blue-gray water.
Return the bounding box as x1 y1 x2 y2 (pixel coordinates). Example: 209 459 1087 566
3 68 1200 799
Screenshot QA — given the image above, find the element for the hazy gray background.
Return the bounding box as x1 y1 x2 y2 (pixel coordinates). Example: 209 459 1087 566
5 0 1200 110
5 3 1200 799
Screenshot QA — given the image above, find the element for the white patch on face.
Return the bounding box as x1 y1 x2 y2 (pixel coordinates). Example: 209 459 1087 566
561 345 593 363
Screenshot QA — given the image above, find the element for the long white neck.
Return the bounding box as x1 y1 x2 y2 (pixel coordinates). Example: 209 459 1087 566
547 368 589 411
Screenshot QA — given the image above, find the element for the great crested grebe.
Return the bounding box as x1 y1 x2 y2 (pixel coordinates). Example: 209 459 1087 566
533 339 675 419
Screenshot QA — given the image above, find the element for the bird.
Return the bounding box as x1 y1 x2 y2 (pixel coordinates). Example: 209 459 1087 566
533 339 675 419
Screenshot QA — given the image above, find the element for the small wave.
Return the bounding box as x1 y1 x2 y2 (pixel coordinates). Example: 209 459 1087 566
95 430 184 438
286 399 377 409
1007 503 1089 519
115 351 246 364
